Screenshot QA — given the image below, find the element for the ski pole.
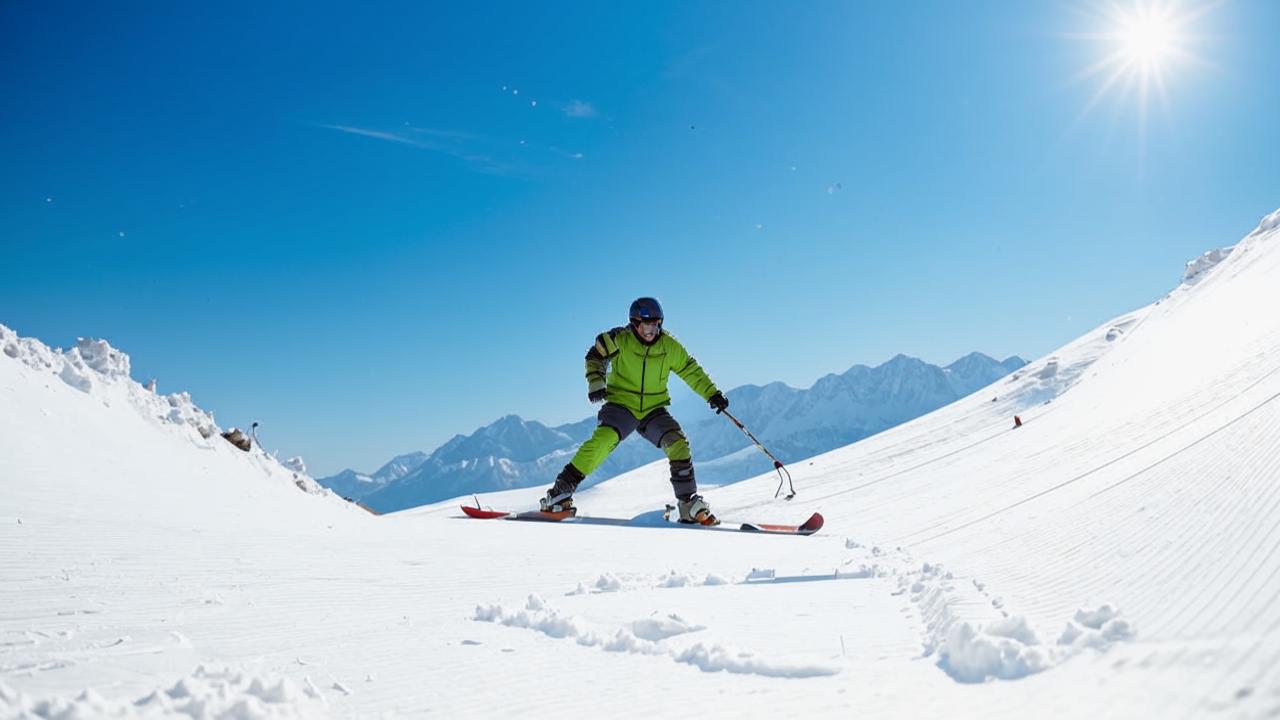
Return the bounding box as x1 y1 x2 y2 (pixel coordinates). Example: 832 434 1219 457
721 409 796 500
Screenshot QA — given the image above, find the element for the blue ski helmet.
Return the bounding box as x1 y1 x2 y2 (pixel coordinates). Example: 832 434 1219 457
629 297 664 322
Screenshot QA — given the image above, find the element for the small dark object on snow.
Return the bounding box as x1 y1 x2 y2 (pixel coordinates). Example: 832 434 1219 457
345 498 380 515
1013 415 1023 428
221 427 252 451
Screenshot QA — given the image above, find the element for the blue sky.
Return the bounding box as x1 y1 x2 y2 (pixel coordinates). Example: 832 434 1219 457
3 1 1278 476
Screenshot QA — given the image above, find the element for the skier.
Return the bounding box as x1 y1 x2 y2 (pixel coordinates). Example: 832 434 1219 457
540 297 729 525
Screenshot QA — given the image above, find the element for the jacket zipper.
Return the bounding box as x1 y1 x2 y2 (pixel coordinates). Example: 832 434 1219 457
639 344 651 411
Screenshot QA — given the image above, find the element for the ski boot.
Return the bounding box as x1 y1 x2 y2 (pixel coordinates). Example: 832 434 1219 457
676 494 719 526
537 466 583 515
538 488 576 515
539 465 582 515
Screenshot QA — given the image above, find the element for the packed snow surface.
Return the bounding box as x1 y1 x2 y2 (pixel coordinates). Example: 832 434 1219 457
4 208 1280 718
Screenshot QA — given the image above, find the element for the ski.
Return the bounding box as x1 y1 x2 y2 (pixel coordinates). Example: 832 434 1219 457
460 505 576 522
740 514 825 535
459 505 823 536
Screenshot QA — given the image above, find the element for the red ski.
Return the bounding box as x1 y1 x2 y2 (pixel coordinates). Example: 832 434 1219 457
460 505 576 522
459 505 823 536
739 513 825 535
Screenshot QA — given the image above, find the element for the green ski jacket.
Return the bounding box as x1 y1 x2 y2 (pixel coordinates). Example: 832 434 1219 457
585 326 719 418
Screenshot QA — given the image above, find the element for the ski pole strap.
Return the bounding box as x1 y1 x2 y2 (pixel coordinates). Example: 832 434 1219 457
722 410 796 500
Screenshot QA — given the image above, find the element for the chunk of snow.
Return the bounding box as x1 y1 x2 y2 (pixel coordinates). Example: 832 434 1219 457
673 643 840 678
658 572 695 588
1057 607 1137 651
593 573 623 592
1036 359 1060 380
630 614 705 641
1073 604 1119 630
59 361 93 392
940 620 1049 683
1250 208 1280 236
0 666 323 718
1101 618 1135 641
985 615 1041 646
1183 247 1233 286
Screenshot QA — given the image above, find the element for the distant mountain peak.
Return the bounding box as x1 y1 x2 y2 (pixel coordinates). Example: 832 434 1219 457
884 352 920 365
876 354 935 378
950 350 997 364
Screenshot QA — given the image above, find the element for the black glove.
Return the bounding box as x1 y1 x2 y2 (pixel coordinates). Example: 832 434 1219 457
588 388 607 403
708 391 728 414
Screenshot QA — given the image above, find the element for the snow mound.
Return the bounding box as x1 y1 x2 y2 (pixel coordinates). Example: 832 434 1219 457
474 595 591 640
939 617 1049 683
996 305 1150 407
936 607 1136 683
631 613 705 641
673 643 841 678
1182 247 1234 286
658 572 698 588
1072 603 1120 629
594 573 624 592
1249 207 1280 236
1058 604 1137 650
0 665 325 719
2 328 132 393
937 605 1138 683
0 322 309 479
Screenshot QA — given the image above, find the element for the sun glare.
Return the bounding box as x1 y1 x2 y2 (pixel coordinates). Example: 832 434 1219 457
1120 8 1176 66
1071 0 1213 141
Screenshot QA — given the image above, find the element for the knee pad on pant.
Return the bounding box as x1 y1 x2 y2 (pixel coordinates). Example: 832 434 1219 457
659 432 692 462
591 425 622 450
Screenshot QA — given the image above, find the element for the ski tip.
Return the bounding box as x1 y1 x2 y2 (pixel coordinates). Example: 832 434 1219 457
738 511 825 536
800 512 824 534
461 505 509 519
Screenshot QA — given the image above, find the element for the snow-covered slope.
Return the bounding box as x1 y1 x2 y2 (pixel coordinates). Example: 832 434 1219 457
0 328 364 716
4 207 1280 719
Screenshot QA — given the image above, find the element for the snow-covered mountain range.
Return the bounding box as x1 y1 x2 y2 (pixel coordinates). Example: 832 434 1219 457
317 450 430 500
326 351 1026 512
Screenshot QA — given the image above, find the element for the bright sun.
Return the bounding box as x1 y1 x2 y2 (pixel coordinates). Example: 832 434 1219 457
1120 9 1177 65
1073 1 1211 132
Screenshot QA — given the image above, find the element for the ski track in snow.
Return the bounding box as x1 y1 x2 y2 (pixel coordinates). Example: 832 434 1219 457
473 593 841 678
857 542 1138 684
493 542 1134 686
